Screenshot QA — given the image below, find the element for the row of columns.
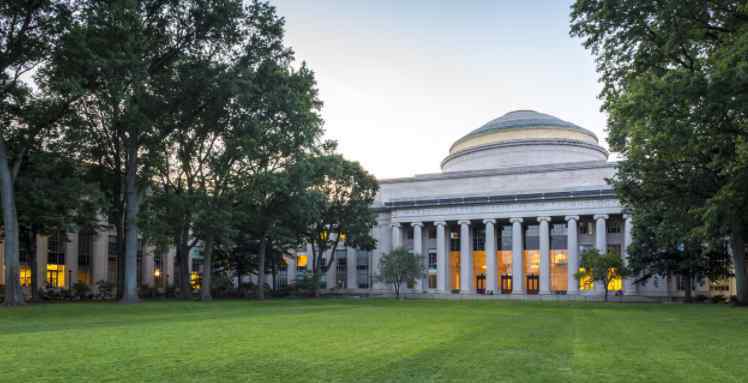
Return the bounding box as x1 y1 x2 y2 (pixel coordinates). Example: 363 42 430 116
391 214 634 295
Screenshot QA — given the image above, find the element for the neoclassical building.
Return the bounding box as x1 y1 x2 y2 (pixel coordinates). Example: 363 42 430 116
288 110 733 298
0 110 735 299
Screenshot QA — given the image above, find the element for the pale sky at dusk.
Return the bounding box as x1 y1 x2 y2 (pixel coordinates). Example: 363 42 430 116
269 0 607 179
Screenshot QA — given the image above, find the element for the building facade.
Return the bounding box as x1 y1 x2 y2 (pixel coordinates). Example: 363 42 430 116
285 110 735 299
0 110 736 299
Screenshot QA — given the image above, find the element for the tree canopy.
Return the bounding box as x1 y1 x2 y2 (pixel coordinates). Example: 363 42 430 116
571 0 748 303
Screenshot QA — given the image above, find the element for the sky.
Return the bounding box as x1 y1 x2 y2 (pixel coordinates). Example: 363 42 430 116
268 0 607 179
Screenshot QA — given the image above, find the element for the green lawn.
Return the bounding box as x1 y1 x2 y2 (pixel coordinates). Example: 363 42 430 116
1 299 747 382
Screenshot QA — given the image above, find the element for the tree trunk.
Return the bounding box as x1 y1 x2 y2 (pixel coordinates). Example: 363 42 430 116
311 244 321 298
257 238 266 300
176 227 192 299
603 284 609 302
683 272 693 303
119 140 140 304
0 139 24 306
270 246 278 291
200 236 213 301
731 222 747 305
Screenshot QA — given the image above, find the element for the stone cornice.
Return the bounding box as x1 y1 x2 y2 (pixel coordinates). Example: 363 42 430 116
379 188 617 211
379 160 616 185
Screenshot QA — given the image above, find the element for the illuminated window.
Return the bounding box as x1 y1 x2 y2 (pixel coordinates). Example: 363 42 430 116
296 254 308 272
450 252 460 289
579 267 594 291
550 250 568 292
47 232 67 288
20 265 31 287
47 264 66 288
608 268 623 291
190 271 201 289
78 270 91 285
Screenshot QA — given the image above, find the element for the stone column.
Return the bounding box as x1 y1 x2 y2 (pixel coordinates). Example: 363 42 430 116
538 217 551 295
483 219 497 293
623 214 637 295
594 214 609 294
411 222 424 290
391 223 402 250
346 246 357 289
306 243 315 273
458 220 472 293
287 254 297 286
594 215 609 253
92 229 108 288
143 247 155 287
510 217 524 294
435 221 447 292
65 232 79 288
565 216 580 295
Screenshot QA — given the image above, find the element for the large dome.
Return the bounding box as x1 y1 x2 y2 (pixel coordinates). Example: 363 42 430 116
441 110 608 172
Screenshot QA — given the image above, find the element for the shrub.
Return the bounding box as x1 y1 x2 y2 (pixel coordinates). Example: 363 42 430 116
211 274 235 298
694 294 708 303
96 280 114 300
711 295 727 304
451 289 460 294
138 284 158 299
72 282 92 300
295 273 320 296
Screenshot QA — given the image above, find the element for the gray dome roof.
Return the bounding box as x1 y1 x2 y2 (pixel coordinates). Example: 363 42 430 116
458 110 598 144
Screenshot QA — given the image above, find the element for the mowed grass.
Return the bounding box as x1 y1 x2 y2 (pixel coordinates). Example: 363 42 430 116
1 299 747 383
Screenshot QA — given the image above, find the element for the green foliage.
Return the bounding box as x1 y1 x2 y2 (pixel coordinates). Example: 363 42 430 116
378 247 424 299
570 0 748 303
575 248 629 302
300 142 379 295
72 281 92 300
95 280 114 300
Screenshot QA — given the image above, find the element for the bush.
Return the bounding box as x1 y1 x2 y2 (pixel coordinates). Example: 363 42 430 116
295 273 320 296
710 295 727 304
138 284 158 299
72 282 92 300
693 294 708 303
211 274 235 298
729 295 739 305
165 284 177 298
96 280 114 300
451 289 460 294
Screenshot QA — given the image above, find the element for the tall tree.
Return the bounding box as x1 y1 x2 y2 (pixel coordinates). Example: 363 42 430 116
0 0 73 305
571 0 748 303
15 148 105 301
50 0 244 303
302 142 379 297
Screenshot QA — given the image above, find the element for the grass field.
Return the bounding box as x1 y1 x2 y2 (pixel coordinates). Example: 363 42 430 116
2 299 747 382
